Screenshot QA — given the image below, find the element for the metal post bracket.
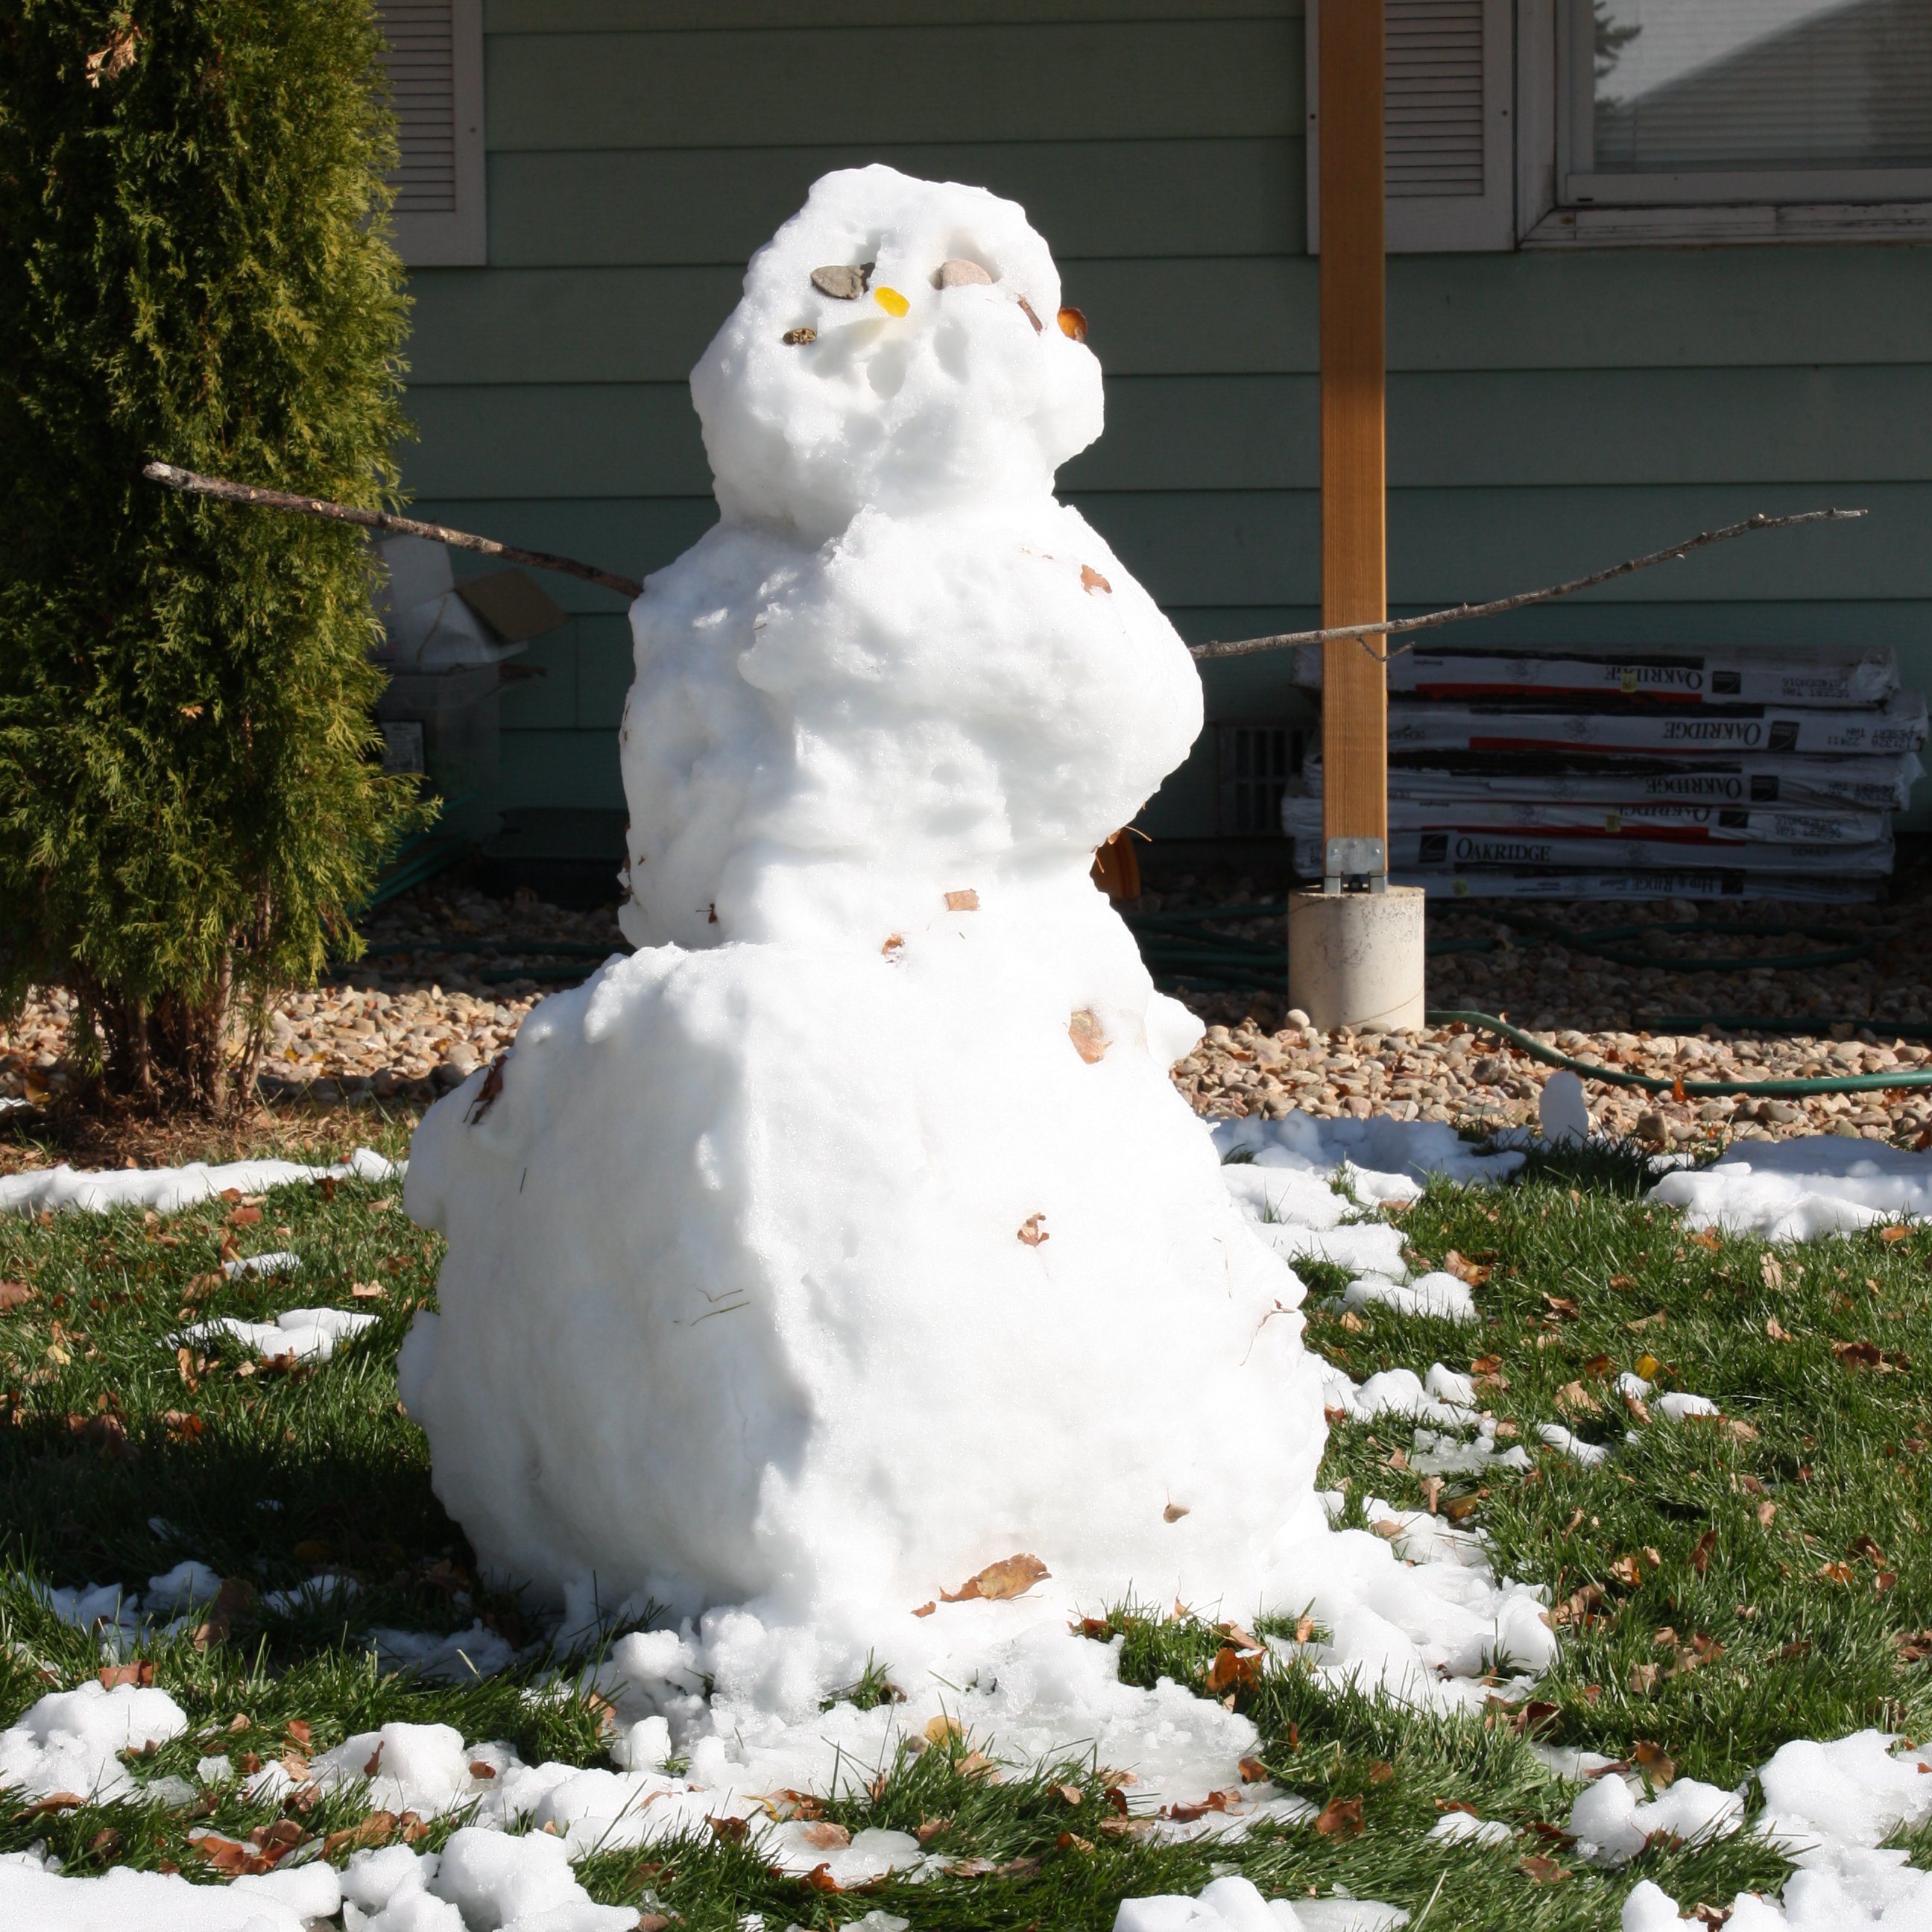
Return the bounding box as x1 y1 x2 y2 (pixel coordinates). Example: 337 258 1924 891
1323 835 1387 895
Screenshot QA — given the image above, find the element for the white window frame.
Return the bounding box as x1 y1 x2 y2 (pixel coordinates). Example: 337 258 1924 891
1518 0 1932 247
381 0 487 268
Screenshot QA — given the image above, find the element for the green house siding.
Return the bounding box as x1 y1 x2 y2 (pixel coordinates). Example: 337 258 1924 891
402 1 1932 836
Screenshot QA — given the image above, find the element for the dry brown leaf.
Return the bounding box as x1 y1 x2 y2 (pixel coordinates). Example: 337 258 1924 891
1017 1213 1049 1248
1880 1225 1911 1243
98 1662 154 1690
1632 1740 1676 1786
1237 1755 1269 1784
800 1821 850 1850
464 1052 509 1126
1688 1228 1721 1251
1518 1854 1569 1884
1068 1009 1108 1064
1079 564 1111 595
1627 1663 1659 1695
1766 1316 1794 1342
915 1817 950 1844
323 1812 397 1857
1609 1553 1645 1588
84 27 141 87
1756 1500 1777 1527
944 888 979 912
351 1283 388 1301
1543 1294 1582 1319
1819 1559 1856 1584
1761 1254 1786 1291
912 1600 936 1617
1443 1251 1491 1287
0 1281 34 1313
1312 1795 1364 1839
941 1553 1049 1603
1163 1501 1190 1522
1204 1646 1262 1696
1556 1381 1602 1416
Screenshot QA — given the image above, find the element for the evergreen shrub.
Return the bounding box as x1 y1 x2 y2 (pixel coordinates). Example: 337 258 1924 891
0 0 423 1114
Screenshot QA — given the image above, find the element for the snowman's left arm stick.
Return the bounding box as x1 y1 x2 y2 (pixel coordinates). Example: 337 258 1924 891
142 461 645 600
1191 507 1865 662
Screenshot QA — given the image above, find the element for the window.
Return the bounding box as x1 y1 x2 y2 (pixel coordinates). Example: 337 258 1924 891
376 0 486 267
1531 0 1932 244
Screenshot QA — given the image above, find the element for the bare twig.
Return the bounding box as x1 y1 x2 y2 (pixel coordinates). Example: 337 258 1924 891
142 461 645 599
1189 508 1867 662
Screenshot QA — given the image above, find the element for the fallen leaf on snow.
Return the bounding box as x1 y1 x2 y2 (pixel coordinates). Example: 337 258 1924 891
1068 1009 1108 1063
941 1553 1049 1603
944 888 979 912
1017 1213 1049 1247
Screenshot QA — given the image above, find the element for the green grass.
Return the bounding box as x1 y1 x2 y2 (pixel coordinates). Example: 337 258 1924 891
3 1130 1931 1927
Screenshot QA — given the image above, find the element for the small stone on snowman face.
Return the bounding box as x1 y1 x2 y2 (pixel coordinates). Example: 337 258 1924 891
934 257 994 288
809 263 872 300
782 326 818 345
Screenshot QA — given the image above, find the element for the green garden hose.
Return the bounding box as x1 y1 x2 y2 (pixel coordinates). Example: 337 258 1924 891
1430 1008 1932 1100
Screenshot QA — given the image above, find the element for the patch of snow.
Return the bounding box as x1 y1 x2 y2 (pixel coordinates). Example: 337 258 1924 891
145 1561 223 1616
0 1147 399 1217
1649 1136 1932 1240
0 1682 188 1804
175 1307 376 1365
1569 1770 1744 1862
220 1250 300 1281
1428 1811 1512 1846
0 1859 312 1929
1339 1271 1477 1322
1538 1070 1591 1145
369 1622 519 1684
1537 1424 1611 1468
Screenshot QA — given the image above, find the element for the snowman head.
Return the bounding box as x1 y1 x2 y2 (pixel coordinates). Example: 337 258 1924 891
692 165 1103 543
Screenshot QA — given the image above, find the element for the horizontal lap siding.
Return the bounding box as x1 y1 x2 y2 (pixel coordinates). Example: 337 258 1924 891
398 3 1932 835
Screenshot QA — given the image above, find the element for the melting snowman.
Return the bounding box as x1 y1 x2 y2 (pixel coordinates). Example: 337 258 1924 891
400 171 1544 1721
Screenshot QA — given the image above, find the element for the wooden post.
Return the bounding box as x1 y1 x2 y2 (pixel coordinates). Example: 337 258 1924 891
1318 0 1387 891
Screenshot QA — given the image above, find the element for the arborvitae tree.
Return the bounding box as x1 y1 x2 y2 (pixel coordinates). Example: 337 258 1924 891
0 0 423 1114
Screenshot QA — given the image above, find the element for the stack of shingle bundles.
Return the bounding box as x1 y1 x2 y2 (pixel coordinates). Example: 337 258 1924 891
1282 645 1924 902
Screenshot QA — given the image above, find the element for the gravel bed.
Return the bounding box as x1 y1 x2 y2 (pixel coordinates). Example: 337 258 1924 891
1151 866 1932 1148
7 875 1932 1150
1 886 623 1111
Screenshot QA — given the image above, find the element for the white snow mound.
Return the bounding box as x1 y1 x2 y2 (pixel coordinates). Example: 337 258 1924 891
1648 1136 1932 1240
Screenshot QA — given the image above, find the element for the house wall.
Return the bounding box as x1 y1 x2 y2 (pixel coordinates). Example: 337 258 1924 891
402 0 1932 839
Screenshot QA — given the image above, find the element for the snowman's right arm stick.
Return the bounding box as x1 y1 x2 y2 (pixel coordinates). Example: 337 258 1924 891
142 461 645 599
1190 508 1866 662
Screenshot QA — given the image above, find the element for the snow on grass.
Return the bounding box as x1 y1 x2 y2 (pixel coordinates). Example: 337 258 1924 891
2 1128 1932 1927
